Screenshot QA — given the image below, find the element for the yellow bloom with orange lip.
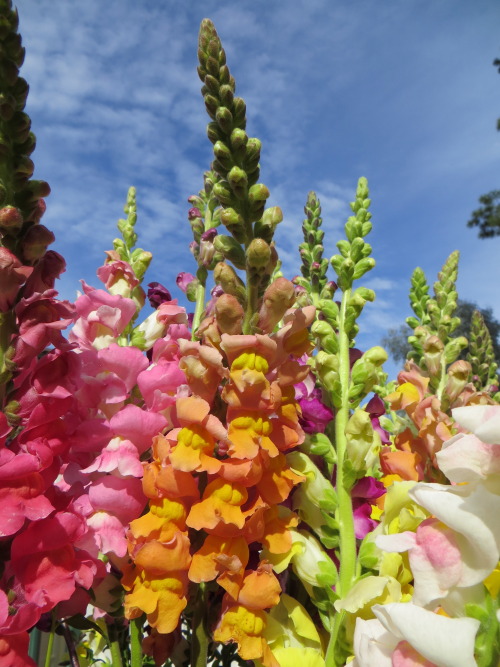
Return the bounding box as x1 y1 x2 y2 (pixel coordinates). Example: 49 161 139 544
186 478 249 534
142 455 199 501
128 497 188 543
168 396 227 474
223 351 272 408
170 423 221 473
214 604 279 667
228 411 278 459
189 534 249 600
124 568 188 634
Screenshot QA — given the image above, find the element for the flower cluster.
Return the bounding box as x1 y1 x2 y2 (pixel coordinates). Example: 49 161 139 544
1 7 499 667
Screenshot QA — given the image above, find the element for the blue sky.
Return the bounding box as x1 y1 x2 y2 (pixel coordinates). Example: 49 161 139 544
15 0 500 378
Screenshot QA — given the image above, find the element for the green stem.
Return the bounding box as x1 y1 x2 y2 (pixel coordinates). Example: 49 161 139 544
191 583 209 667
191 201 214 340
130 616 144 667
242 278 259 334
335 287 357 594
44 612 56 667
191 281 207 339
107 621 124 667
325 287 357 666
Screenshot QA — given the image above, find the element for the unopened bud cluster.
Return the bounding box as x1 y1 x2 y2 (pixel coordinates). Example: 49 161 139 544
294 191 331 304
0 2 51 266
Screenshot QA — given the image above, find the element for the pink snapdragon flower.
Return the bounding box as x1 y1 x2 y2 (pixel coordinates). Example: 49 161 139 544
0 247 33 312
353 603 479 667
70 281 136 349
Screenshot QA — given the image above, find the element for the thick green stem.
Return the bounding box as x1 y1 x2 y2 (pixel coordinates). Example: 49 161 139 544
325 287 357 666
130 616 144 667
107 621 124 667
335 287 357 595
191 583 209 667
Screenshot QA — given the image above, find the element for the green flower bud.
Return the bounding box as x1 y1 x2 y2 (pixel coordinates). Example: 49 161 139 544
353 257 376 280
130 249 152 280
212 181 234 206
227 165 248 198
230 127 247 150
443 335 468 365
207 121 223 144
244 137 261 171
345 409 376 474
232 96 246 126
246 237 271 270
186 278 200 302
216 106 233 133
262 205 283 229
213 140 232 169
336 239 350 258
203 73 220 96
315 352 340 399
204 93 218 119
290 529 338 589
213 234 246 269
219 84 234 107
248 182 269 206
213 261 246 303
220 206 243 229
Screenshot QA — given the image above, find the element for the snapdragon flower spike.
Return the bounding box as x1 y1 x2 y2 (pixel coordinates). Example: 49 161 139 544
405 253 469 401
198 19 285 334
467 309 499 393
126 305 313 665
0 0 50 262
295 191 330 305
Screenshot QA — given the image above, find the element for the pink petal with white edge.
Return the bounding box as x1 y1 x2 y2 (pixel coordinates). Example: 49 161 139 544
437 433 500 482
372 603 479 667
395 519 462 607
410 482 500 584
452 405 500 444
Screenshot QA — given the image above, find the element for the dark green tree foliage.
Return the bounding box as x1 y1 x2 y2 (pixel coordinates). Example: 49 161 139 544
467 58 500 238
383 299 500 367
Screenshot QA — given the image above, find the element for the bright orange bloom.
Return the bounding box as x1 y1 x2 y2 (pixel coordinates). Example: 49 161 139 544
243 505 298 553
256 453 304 505
189 534 249 599
128 497 188 543
168 396 227 473
227 411 278 459
124 568 188 634
237 562 281 609
186 479 249 534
